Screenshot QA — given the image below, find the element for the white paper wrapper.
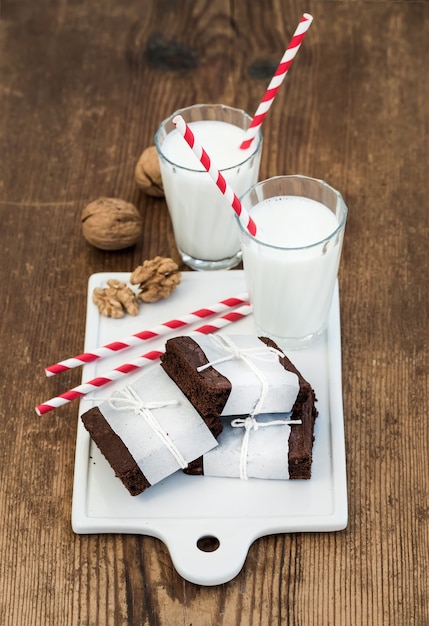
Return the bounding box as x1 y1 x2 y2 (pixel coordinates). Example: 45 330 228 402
99 366 218 485
191 335 299 416
202 413 301 480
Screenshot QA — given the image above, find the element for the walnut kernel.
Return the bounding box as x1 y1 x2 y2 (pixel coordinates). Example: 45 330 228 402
130 256 181 302
82 197 142 251
92 279 139 318
135 146 164 197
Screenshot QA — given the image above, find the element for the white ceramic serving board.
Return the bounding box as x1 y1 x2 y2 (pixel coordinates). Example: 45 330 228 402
72 271 347 586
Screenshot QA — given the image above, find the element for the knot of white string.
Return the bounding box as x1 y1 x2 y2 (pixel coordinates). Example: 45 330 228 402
196 335 285 417
109 385 186 469
231 415 302 480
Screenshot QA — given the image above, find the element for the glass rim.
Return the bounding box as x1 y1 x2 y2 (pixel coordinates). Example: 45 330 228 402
237 175 348 251
154 103 263 173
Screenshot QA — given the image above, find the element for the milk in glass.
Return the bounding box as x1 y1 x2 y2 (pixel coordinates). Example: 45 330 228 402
156 110 262 270
239 191 346 347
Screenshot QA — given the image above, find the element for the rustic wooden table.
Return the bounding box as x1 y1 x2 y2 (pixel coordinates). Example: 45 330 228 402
1 0 428 624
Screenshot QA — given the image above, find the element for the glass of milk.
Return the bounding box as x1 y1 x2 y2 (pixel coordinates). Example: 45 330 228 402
155 104 263 271
237 175 348 349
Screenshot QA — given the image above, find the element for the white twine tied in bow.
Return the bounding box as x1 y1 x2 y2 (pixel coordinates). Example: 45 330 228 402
196 335 285 417
231 415 302 480
108 385 188 470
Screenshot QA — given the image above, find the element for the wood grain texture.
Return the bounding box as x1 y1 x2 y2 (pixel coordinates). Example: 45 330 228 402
0 0 428 624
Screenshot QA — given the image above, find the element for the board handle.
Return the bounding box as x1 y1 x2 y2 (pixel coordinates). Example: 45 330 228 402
158 520 255 586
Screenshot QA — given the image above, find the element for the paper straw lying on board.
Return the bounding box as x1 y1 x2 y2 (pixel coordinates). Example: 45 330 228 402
240 13 313 150
35 303 253 415
172 114 258 237
45 292 249 376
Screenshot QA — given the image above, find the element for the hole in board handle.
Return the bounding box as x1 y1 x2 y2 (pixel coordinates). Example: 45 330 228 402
196 535 220 552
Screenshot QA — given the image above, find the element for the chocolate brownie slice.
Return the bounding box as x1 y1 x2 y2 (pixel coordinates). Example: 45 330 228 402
160 335 299 419
184 337 318 480
260 336 318 479
160 336 232 418
82 406 150 496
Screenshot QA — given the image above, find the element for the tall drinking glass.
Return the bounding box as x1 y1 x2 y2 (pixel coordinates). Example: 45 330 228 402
237 175 348 349
155 104 263 271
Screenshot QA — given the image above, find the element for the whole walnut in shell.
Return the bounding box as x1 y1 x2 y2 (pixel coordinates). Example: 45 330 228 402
135 146 164 197
82 197 142 251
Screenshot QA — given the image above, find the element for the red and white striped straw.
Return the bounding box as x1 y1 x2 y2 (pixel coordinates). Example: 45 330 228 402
240 13 313 150
172 114 258 237
45 292 249 376
35 303 252 415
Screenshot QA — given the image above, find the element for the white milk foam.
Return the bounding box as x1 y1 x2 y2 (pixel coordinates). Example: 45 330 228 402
161 121 251 170
251 195 338 248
